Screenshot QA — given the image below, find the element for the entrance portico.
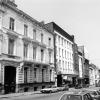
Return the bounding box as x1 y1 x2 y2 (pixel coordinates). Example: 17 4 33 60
0 56 20 94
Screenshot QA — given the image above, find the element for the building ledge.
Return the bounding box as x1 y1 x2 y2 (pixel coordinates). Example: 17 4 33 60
23 59 50 66
0 53 21 63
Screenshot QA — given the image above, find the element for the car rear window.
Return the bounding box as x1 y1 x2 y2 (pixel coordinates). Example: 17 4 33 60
60 94 82 100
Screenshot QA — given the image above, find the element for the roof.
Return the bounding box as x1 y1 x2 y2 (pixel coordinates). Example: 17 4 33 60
64 91 89 96
0 0 54 35
45 22 74 42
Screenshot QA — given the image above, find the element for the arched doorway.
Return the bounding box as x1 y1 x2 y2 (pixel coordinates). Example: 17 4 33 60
4 66 16 94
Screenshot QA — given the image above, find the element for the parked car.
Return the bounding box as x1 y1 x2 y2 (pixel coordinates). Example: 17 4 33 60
83 89 100 100
58 85 69 91
40 86 59 93
59 91 93 100
75 84 82 89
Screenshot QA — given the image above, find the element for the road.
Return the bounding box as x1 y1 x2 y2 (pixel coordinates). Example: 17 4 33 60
1 91 66 100
1 86 100 100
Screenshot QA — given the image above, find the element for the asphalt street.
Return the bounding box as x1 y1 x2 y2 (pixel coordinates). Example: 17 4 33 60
1 91 66 100
1 86 99 100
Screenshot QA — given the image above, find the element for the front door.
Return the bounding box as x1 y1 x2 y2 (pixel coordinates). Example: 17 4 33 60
4 66 16 94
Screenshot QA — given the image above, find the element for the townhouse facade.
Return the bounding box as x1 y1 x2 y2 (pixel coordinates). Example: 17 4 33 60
78 49 83 86
72 43 79 87
78 46 89 87
89 64 100 86
45 22 75 87
0 0 55 94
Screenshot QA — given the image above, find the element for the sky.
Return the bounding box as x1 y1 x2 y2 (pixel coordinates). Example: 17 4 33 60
16 0 100 67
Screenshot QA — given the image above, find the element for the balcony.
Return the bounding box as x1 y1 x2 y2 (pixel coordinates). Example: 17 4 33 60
0 53 21 62
48 46 54 51
38 42 46 48
22 36 32 43
32 39 39 46
23 58 49 66
22 36 40 47
3 27 18 39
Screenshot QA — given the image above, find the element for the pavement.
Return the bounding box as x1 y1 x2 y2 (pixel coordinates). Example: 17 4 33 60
0 91 41 99
0 86 98 99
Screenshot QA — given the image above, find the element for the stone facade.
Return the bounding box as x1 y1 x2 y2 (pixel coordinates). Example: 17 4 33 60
0 0 55 94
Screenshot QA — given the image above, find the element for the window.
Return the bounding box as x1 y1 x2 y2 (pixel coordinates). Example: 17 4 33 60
59 48 60 57
24 68 28 83
65 50 66 58
41 49 44 61
33 47 36 59
34 68 37 78
68 62 69 71
60 95 82 100
62 38 63 46
67 41 68 48
59 60 61 68
61 38 63 45
48 38 51 46
41 33 43 43
84 94 89 100
33 29 36 40
42 69 45 82
63 61 64 70
8 38 14 55
50 70 52 82
49 51 51 63
24 24 28 36
24 43 28 58
9 17 15 30
58 36 60 45
62 49 63 57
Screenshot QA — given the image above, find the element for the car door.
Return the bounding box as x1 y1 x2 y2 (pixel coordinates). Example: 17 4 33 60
60 94 67 100
83 94 93 100
86 93 93 100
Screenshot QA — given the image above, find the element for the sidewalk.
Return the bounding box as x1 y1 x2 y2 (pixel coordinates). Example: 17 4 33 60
0 91 41 99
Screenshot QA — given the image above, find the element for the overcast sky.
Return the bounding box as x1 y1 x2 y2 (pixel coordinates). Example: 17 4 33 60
16 0 100 67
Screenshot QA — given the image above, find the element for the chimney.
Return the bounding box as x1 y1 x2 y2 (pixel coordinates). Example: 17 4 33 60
40 21 45 25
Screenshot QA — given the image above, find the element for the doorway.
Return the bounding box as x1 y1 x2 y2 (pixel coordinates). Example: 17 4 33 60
4 66 16 94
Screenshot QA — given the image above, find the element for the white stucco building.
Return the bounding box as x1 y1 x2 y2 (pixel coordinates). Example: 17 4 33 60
0 0 55 94
45 22 75 86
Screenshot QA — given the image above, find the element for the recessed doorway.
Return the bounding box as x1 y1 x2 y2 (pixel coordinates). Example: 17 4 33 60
4 66 16 94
